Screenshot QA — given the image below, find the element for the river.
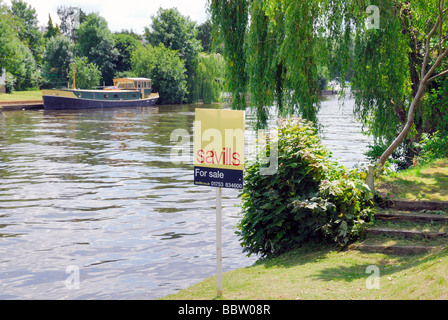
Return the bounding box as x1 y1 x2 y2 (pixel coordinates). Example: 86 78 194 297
0 94 371 299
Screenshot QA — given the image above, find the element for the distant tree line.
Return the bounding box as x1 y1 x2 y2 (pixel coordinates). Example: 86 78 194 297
0 0 224 104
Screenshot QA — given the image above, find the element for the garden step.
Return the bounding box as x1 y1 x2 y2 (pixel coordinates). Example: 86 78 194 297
366 227 447 239
375 212 448 223
349 243 437 255
391 200 448 211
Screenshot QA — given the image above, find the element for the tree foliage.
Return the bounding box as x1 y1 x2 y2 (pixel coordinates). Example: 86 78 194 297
42 34 74 77
75 13 119 85
0 0 224 103
43 14 61 40
209 0 249 111
10 0 43 64
193 52 225 103
144 8 203 102
323 2 411 137
131 43 188 104
113 31 142 75
209 0 325 126
0 3 40 90
312 0 448 167
68 56 101 90
210 0 448 165
196 20 213 53
375 0 448 167
0 5 22 72
327 0 448 167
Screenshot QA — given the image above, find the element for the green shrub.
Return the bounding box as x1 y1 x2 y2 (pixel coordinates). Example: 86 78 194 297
5 72 16 93
131 43 188 104
237 117 374 257
68 57 101 90
415 131 448 164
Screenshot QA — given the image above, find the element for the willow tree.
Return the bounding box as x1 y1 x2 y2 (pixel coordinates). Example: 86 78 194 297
210 0 448 166
327 0 448 168
209 0 323 127
194 52 225 104
375 0 448 167
209 0 249 111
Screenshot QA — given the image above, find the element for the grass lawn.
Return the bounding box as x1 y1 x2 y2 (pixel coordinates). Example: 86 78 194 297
376 159 448 201
162 245 448 300
0 90 43 102
163 158 448 300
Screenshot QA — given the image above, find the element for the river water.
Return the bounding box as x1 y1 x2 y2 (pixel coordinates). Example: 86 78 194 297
0 94 371 300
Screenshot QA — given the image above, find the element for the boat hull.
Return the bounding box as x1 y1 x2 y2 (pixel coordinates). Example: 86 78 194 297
43 94 158 110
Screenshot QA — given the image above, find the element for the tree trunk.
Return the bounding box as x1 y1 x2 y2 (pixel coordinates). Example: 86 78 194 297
377 80 427 168
377 1 448 168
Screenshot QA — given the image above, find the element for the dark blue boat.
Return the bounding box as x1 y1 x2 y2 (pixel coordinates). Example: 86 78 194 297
42 78 159 110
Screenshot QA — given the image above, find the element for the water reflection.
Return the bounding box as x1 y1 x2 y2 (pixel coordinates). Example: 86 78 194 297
1 104 250 299
0 97 371 299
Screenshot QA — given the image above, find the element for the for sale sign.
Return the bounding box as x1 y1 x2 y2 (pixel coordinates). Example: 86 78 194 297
194 108 245 189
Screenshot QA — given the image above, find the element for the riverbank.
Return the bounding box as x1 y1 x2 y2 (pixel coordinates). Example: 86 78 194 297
0 90 44 110
0 90 42 101
0 90 341 112
163 159 448 300
162 244 448 299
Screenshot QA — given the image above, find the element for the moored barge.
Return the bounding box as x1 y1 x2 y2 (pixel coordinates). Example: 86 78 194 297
42 77 159 110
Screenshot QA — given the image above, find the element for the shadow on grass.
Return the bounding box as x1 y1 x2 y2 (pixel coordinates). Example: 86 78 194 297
258 243 338 269
309 247 448 283
257 242 448 284
378 159 448 201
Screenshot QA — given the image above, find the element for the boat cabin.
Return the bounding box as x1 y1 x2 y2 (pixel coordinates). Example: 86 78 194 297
113 78 152 90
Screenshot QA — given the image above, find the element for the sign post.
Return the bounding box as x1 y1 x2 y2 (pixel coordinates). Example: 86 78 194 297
216 187 222 296
194 108 245 297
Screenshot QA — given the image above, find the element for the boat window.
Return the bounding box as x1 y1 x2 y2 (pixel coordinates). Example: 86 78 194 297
132 93 137 98
113 94 119 99
104 94 109 99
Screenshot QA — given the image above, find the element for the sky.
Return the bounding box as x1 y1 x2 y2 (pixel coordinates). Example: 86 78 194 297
5 0 209 34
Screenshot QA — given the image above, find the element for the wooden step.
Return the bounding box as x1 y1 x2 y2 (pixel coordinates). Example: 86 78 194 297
349 243 436 255
375 212 448 223
391 200 448 211
366 228 447 239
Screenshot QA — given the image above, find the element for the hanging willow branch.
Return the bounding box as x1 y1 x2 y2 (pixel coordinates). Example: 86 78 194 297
209 0 448 139
209 0 322 127
378 0 448 167
208 0 249 111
